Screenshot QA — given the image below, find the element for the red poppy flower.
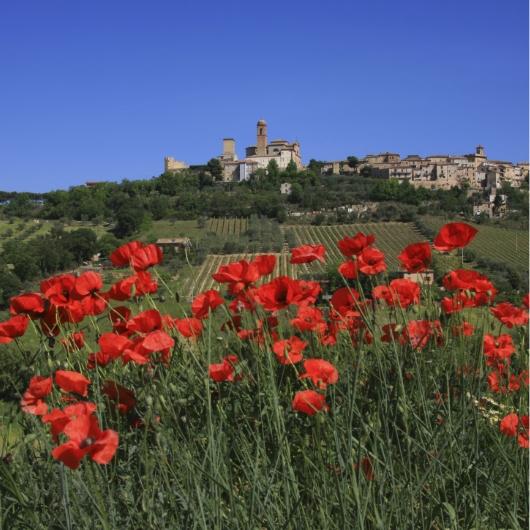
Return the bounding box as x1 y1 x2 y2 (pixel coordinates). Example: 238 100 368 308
55 370 91 397
209 355 240 382
405 320 443 350
126 309 162 334
500 413 519 438
290 306 326 332
433 222 477 252
42 402 98 441
20 375 53 416
130 243 163 271
251 254 277 276
372 279 420 308
357 247 386 275
487 370 529 394
490 302 529 328
292 280 322 307
292 390 328 416
134 271 158 296
338 232 375 257
483 334 515 368
51 413 119 469
120 338 153 365
191 290 224 319
40 274 77 307
73 271 103 298
0 315 30 343
398 242 432 273
273 336 307 365
299 359 339 389
337 260 359 279
442 269 496 306
141 330 175 353
96 333 134 364
290 244 326 264
174 317 203 339
330 287 360 317
253 276 302 312
212 260 260 294
105 276 137 301
441 293 473 314
110 241 143 266
9 293 46 318
102 380 136 415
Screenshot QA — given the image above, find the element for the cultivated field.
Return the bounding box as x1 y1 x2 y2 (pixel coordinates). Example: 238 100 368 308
206 217 249 236
283 222 423 272
141 219 205 241
0 218 109 248
421 216 529 270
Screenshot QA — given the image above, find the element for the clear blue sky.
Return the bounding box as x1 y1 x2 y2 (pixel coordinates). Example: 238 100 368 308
0 0 528 192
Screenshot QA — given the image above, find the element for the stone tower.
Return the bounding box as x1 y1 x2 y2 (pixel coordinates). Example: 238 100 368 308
476 145 486 157
256 119 267 156
223 138 236 161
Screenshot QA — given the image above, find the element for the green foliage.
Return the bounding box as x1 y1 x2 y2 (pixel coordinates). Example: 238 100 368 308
266 159 280 179
114 203 145 238
346 155 359 168
206 158 223 181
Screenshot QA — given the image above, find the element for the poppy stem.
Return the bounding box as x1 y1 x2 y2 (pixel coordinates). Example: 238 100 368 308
60 464 73 530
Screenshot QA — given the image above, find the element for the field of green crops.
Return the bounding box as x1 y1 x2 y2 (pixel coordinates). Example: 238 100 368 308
0 218 109 248
421 216 529 271
206 217 249 236
140 219 205 241
283 222 423 273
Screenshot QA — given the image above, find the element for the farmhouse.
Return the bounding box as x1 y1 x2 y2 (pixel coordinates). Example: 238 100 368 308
156 238 192 253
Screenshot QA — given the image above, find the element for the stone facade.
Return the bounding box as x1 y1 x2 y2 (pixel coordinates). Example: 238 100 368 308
164 157 189 173
219 120 303 182
359 145 528 191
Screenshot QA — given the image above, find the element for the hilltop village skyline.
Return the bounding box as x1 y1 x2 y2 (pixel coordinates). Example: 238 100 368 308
164 119 529 193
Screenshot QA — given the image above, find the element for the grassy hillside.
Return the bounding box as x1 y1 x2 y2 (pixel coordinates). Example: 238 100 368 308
421 216 529 271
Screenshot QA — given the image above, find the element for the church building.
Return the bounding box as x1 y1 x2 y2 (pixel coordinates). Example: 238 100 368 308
219 119 303 182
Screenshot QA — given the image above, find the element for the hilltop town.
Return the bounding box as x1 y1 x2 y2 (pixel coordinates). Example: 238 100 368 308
165 119 529 214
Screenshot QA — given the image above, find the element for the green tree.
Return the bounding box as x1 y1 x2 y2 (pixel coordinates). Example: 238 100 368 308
114 204 144 238
97 233 122 259
149 195 170 220
346 156 359 169
207 158 223 181
267 159 280 180
63 228 99 262
0 269 22 307
285 160 298 177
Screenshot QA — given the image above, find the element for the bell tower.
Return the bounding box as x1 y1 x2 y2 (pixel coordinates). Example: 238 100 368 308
256 119 267 156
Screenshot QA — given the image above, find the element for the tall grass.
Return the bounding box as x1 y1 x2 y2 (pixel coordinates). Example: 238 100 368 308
0 270 528 529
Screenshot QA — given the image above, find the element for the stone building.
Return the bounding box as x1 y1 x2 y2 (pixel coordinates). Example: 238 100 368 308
219 120 303 182
359 145 527 192
164 157 189 173
156 238 192 253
